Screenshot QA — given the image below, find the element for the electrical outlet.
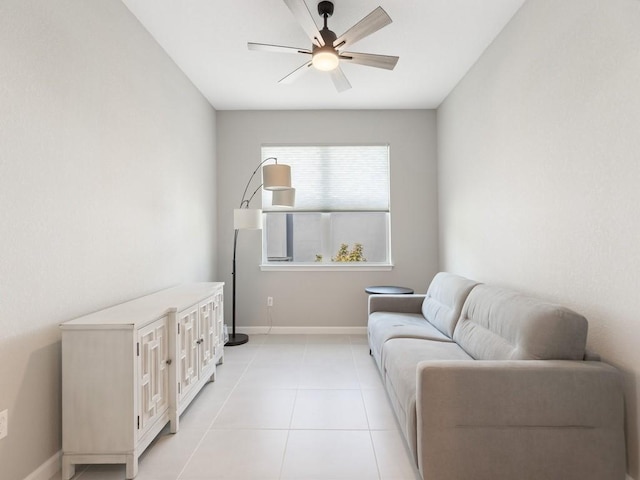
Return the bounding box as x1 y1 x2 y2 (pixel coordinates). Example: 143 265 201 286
267 296 274 307
0 409 7 440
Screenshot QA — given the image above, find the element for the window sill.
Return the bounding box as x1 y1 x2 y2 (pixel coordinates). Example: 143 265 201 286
260 263 394 272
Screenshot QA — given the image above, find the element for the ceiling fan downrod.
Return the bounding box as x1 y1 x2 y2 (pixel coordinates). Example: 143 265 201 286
318 1 334 29
315 1 338 47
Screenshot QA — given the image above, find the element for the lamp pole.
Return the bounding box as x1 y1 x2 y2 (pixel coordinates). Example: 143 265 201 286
227 158 290 347
228 228 248 346
227 183 261 347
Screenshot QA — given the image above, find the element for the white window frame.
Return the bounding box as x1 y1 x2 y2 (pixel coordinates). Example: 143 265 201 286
260 144 393 271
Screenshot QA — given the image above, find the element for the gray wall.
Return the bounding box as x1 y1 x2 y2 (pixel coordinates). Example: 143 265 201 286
0 1 217 479
437 0 640 476
216 110 438 331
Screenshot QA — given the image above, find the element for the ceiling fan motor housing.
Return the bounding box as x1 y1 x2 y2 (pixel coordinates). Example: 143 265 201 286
316 28 337 49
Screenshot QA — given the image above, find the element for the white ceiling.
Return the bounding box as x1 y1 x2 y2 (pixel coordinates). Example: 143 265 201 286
121 0 526 110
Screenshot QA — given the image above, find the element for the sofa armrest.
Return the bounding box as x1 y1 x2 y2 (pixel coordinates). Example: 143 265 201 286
416 360 626 480
368 294 425 315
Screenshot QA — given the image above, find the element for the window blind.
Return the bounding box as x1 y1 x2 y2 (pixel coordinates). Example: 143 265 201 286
262 145 390 212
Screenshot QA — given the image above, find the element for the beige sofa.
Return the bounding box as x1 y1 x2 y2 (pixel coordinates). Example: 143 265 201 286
368 272 626 480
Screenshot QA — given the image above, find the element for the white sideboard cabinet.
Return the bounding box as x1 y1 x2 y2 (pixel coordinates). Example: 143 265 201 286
60 283 224 480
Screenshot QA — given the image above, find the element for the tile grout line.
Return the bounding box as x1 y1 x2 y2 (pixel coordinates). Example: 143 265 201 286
278 338 304 480
279 332 312 480
352 336 384 480
175 342 258 480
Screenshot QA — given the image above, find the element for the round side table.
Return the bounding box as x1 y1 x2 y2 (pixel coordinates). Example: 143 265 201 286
365 285 414 295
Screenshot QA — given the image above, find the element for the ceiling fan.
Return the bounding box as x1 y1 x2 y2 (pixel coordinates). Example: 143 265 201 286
248 0 399 92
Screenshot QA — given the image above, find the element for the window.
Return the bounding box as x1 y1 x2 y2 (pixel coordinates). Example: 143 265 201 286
261 145 391 269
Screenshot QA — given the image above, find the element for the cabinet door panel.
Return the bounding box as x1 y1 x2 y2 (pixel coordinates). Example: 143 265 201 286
199 297 216 371
178 307 199 399
138 317 169 434
214 291 224 363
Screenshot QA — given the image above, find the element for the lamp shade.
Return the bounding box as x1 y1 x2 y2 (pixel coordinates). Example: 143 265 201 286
262 163 291 190
234 208 263 230
272 188 296 207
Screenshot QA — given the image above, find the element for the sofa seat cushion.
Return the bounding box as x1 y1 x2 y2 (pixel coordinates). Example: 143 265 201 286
421 272 479 338
369 312 453 372
382 338 473 461
369 312 451 343
453 284 588 360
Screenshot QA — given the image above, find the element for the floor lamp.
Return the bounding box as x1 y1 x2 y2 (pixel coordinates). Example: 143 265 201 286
227 158 295 346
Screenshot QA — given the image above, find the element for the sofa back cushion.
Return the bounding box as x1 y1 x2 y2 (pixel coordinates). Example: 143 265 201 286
453 284 588 360
421 272 480 338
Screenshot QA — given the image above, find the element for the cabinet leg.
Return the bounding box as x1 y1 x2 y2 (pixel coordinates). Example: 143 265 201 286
126 454 138 479
170 411 179 433
61 456 75 480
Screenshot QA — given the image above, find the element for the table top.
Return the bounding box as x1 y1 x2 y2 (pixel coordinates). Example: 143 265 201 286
61 282 224 328
365 285 414 295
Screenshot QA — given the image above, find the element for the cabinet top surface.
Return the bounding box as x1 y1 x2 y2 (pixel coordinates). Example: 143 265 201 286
60 282 224 329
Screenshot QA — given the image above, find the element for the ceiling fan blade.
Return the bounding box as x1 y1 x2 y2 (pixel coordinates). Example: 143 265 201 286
340 51 399 70
330 66 352 93
279 61 313 84
248 42 311 55
282 0 324 46
334 7 392 51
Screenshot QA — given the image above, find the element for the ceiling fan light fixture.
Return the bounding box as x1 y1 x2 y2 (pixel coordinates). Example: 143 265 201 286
312 48 339 71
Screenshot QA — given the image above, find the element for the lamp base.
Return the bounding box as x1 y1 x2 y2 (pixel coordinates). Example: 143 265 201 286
226 332 249 346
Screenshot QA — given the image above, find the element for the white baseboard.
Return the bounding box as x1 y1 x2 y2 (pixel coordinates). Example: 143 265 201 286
238 326 367 335
24 451 60 480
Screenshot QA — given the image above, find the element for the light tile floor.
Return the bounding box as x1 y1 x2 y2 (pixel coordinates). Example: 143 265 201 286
52 334 420 480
